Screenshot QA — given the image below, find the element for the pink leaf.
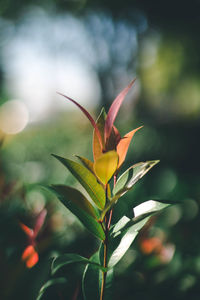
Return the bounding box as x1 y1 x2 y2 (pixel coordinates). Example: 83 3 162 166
33 209 47 237
58 92 103 150
104 79 136 143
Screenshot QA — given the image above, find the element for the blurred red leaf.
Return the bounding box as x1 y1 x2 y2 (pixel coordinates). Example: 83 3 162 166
22 245 39 268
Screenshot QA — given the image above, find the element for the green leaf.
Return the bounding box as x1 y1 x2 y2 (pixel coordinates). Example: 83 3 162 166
50 185 105 240
103 216 150 268
94 151 119 185
36 278 67 300
82 252 113 300
102 200 171 267
52 253 106 275
113 160 160 197
76 155 94 174
112 200 171 237
82 252 101 300
133 200 171 219
51 184 99 219
101 160 159 220
52 154 105 210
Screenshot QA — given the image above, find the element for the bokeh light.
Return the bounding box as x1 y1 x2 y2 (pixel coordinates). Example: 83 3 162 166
0 99 29 134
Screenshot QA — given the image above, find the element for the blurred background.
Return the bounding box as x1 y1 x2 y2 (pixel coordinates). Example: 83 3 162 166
0 0 200 299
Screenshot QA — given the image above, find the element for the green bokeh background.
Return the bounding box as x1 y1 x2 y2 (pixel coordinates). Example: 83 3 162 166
0 1 200 299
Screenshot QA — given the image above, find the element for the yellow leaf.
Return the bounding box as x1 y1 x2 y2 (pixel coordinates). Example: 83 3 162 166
94 151 119 185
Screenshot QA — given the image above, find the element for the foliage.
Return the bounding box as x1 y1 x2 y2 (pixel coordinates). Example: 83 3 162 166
37 81 171 300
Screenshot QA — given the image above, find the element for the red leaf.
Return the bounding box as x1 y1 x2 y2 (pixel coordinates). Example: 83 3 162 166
58 92 103 150
20 223 34 238
104 79 136 143
117 126 143 169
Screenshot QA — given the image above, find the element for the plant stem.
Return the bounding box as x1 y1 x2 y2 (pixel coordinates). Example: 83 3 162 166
100 175 118 300
100 216 109 300
100 186 109 300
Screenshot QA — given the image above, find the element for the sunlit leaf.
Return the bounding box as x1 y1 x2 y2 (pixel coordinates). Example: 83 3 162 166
58 92 103 149
112 200 171 237
113 160 160 197
104 79 136 143
36 278 67 300
76 155 94 174
101 160 159 221
116 126 143 169
104 200 171 267
94 151 119 185
52 253 106 275
52 154 105 210
50 185 105 240
133 200 171 218
99 215 150 269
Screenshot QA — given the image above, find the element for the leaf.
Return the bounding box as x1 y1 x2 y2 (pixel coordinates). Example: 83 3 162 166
82 252 101 300
100 215 150 268
113 160 160 197
22 245 39 268
52 154 105 210
34 209 47 237
76 155 94 174
116 126 143 169
133 200 171 218
105 126 121 152
50 185 105 240
112 200 171 237
82 252 113 300
93 108 107 160
101 160 159 219
104 79 136 143
51 185 99 219
20 223 34 237
102 200 171 267
94 151 119 185
51 253 106 275
57 92 103 149
36 278 67 300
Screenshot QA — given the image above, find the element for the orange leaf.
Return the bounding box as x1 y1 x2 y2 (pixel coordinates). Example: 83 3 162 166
117 126 143 169
22 245 39 268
